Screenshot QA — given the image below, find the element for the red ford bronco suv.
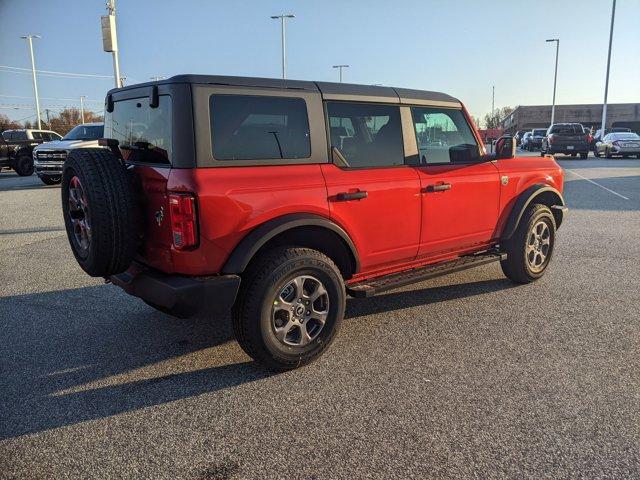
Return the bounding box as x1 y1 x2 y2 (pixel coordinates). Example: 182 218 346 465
61 75 567 370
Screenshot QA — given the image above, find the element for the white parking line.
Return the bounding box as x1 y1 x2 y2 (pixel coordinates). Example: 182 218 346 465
565 169 630 200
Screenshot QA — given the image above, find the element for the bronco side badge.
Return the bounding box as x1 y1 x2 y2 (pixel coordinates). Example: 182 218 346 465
155 206 164 226
501 176 509 186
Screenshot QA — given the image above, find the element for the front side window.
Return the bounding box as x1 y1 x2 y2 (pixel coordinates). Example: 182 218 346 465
105 96 172 164
210 95 311 160
411 107 479 164
327 102 404 168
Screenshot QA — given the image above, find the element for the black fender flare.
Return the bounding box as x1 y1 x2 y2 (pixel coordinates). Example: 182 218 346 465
501 184 567 240
221 213 360 274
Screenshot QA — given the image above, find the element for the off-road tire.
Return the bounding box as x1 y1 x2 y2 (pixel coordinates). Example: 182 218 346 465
500 204 557 284
14 153 34 176
232 247 345 371
41 175 61 185
61 148 137 277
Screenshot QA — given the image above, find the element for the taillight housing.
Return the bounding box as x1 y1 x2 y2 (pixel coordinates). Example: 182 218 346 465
168 193 198 250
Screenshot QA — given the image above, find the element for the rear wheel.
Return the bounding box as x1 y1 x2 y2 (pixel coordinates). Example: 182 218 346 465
232 247 345 371
14 153 34 176
579 152 588 159
500 204 556 284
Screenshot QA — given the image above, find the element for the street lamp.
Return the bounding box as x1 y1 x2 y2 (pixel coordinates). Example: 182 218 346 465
80 96 86 124
20 34 42 130
601 0 617 139
270 14 295 79
546 38 560 126
332 65 350 83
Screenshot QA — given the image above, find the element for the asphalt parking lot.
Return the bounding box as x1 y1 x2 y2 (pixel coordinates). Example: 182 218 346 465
1 153 639 479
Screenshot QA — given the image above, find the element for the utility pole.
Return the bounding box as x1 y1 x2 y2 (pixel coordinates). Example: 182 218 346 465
102 0 122 88
21 34 42 130
546 38 560 126
80 96 86 124
270 14 295 79
45 108 50 128
492 85 495 123
150 76 164 81
333 65 350 83
601 0 617 137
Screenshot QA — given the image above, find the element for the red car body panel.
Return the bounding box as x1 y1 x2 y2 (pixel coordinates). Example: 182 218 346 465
129 102 564 282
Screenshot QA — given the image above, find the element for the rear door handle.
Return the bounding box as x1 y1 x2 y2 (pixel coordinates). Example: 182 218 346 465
335 191 368 201
424 183 452 193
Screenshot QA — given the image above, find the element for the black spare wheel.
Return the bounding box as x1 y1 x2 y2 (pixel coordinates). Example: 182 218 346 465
61 148 137 277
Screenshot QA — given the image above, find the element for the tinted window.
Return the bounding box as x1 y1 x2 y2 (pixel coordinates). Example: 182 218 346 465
411 107 479 164
31 131 60 141
327 102 403 168
210 95 310 160
532 129 546 136
2 132 10 141
106 96 172 164
63 125 104 141
12 131 27 141
549 124 582 134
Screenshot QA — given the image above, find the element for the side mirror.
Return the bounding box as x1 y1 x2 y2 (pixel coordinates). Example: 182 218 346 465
495 135 515 159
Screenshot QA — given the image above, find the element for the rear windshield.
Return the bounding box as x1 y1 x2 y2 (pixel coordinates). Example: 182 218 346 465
105 96 172 165
549 124 582 134
63 125 103 141
32 131 61 141
532 129 546 136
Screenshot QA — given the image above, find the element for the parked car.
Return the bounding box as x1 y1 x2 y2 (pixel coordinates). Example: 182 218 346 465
0 129 62 176
594 132 640 158
60 75 567 371
541 123 589 158
591 127 633 155
514 130 527 145
32 123 104 185
526 128 547 151
520 131 532 149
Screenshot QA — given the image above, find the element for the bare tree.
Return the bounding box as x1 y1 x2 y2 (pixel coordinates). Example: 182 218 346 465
0 114 22 132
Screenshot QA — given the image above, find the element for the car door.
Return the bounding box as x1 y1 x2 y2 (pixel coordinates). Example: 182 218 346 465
321 101 421 273
407 106 501 259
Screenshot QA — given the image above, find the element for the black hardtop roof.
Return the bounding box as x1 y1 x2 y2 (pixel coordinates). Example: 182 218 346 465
108 74 461 106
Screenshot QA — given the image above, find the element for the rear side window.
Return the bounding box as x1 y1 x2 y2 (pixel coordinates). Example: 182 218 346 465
411 107 480 164
105 96 173 165
532 129 546 136
210 95 311 160
13 131 27 141
327 102 404 168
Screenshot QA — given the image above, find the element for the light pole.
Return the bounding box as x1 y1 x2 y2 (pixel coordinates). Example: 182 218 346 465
270 14 295 79
103 0 122 88
601 0 617 138
546 38 560 126
150 76 164 81
80 96 86 124
332 65 350 83
21 34 42 130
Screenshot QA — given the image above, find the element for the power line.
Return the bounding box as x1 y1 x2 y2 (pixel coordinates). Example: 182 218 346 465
0 94 102 103
0 65 112 79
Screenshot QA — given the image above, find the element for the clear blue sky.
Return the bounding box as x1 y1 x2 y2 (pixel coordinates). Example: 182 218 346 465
1 0 639 124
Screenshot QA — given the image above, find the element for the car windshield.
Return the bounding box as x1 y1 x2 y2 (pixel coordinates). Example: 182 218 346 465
63 125 104 141
610 133 640 140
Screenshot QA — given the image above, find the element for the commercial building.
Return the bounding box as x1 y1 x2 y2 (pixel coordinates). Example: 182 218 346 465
502 103 640 134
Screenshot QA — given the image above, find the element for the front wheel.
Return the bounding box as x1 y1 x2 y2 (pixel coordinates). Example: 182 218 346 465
232 247 345 371
500 204 557 284
14 154 34 176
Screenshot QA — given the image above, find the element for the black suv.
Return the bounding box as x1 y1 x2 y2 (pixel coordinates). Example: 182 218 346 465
0 129 62 176
541 123 589 158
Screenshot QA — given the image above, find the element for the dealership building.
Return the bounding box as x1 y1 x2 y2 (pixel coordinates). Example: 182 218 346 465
502 103 640 134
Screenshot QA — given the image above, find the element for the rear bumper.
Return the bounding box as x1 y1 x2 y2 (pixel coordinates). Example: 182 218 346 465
110 263 240 318
548 145 589 154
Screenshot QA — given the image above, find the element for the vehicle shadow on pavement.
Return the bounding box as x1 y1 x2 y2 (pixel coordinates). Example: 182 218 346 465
0 285 271 440
0 277 515 440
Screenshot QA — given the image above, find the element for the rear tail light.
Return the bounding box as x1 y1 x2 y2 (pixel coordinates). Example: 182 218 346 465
168 193 198 250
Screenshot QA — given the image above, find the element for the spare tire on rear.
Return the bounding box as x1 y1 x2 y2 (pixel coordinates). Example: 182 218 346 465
61 148 138 277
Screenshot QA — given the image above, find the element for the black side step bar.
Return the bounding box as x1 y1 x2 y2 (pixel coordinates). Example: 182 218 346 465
346 251 506 298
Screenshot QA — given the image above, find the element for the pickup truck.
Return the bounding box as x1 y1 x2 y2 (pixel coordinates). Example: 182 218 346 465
0 129 62 176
